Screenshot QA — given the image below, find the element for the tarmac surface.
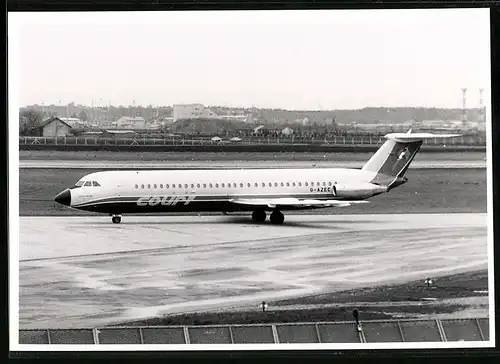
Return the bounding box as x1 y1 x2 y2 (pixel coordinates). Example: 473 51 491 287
18 160 486 169
18 213 488 329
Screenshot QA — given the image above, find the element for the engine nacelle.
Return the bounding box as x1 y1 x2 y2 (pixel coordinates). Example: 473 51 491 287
333 183 388 199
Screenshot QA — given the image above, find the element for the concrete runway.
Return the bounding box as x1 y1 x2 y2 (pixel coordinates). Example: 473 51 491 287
18 160 486 169
18 213 488 329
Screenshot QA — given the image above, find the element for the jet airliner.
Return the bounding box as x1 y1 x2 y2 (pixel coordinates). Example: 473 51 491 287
54 130 459 224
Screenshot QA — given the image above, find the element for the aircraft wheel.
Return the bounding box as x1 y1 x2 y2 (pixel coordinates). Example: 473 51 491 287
270 211 284 225
112 215 121 224
252 210 267 222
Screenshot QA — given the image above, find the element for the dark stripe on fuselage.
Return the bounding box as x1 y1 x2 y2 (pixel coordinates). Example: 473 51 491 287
74 199 326 214
71 192 339 208
70 190 370 213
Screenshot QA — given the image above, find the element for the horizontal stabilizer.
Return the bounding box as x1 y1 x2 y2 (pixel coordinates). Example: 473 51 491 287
230 198 369 208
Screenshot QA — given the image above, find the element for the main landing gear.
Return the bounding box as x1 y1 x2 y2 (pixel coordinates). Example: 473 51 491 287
270 210 285 225
252 210 267 222
251 210 285 225
111 215 122 224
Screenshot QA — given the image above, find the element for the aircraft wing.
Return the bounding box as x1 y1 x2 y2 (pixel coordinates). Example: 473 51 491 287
230 198 369 209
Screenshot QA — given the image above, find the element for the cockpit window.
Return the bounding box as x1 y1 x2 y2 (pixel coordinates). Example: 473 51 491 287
84 181 92 186
75 180 85 187
92 181 101 186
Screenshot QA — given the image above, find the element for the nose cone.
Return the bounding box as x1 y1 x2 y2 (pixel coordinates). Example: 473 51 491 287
54 189 71 206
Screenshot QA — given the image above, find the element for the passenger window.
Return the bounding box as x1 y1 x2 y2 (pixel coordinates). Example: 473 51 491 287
166 184 169 189
286 182 290 187
328 181 332 186
274 182 278 187
280 182 284 187
317 182 320 186
197 183 200 188
268 182 272 187
262 182 265 187
92 181 100 187
240 183 243 187
254 183 258 187
298 182 302 187
184 184 188 188
191 184 194 188
84 181 92 186
178 184 182 188
222 183 225 188
233 183 237 188
215 183 219 188
154 184 157 189
209 183 213 188
247 183 251 187
141 184 145 189
293 182 296 187
323 182 326 186
203 183 207 188
305 182 308 186
135 184 138 189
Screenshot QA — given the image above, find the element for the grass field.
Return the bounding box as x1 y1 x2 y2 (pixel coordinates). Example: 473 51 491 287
19 168 487 216
114 270 488 326
272 270 489 305
19 143 487 154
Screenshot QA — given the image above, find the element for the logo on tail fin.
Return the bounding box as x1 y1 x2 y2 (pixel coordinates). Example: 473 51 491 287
397 147 409 160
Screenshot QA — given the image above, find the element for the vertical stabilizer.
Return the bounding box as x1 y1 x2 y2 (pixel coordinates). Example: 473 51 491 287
362 131 460 189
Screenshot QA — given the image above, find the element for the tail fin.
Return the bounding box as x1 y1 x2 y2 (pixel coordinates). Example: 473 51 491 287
362 130 460 189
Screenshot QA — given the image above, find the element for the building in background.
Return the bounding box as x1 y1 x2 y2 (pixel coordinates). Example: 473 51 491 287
39 117 73 137
59 117 85 128
173 104 205 121
172 104 219 121
217 113 253 123
114 116 146 129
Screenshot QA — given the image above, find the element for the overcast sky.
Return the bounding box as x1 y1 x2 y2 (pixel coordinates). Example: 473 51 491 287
10 9 490 110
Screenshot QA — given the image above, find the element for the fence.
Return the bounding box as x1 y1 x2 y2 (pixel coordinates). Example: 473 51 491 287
18 317 489 344
19 135 486 148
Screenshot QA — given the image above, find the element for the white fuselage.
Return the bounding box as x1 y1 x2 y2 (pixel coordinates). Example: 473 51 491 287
68 167 382 214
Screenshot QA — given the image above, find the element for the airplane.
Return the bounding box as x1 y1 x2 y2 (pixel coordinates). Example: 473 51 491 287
54 130 460 224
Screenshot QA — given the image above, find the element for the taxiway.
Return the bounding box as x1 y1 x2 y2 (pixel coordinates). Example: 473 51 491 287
18 213 488 329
